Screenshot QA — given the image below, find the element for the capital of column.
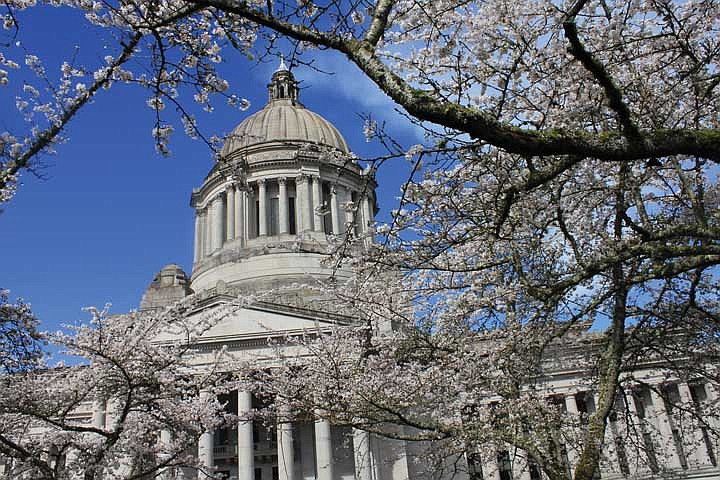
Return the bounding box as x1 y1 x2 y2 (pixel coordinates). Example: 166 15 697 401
258 178 267 186
296 173 308 185
278 176 287 185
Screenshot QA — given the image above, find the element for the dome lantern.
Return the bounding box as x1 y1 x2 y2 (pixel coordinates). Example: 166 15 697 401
268 57 299 105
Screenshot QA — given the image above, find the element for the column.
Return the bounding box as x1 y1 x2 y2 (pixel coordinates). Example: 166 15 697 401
92 399 106 429
193 211 202 263
105 397 122 431
512 450 531 480
564 394 580 476
212 195 224 251
312 176 323 233
478 453 497 480
677 382 708 467
277 404 295 480
204 205 213 255
353 428 372 480
258 179 267 237
198 430 214 479
344 190 355 228
363 196 373 227
302 175 313 232
493 451 504 480
234 185 243 241
279 178 289 235
237 391 254 480
158 429 172 480
594 392 620 475
226 185 235 242
330 187 341 234
197 210 205 258
649 388 682 469
295 175 308 232
198 392 214 479
702 383 720 431
623 390 649 475
315 418 333 480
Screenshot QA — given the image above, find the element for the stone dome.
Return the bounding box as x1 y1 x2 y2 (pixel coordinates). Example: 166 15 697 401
220 64 349 157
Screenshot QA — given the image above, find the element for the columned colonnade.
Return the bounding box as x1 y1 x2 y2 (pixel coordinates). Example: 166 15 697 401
476 381 718 480
86 382 717 480
192 390 375 480
194 175 374 263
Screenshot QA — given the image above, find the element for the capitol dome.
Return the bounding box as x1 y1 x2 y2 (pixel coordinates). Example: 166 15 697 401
188 61 377 295
220 62 349 157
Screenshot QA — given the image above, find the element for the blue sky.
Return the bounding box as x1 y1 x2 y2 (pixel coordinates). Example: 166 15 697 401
1 7 420 332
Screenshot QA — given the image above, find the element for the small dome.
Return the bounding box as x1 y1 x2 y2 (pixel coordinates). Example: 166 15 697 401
220 65 349 157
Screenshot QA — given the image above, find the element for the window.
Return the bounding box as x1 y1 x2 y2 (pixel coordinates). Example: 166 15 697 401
288 197 296 234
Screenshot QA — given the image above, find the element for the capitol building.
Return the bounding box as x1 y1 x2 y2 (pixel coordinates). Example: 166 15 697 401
77 64 720 480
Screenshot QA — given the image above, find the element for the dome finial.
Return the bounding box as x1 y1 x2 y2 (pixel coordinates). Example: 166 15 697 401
276 55 288 72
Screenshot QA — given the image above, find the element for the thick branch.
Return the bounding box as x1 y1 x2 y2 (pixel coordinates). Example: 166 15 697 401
562 21 640 138
189 0 720 162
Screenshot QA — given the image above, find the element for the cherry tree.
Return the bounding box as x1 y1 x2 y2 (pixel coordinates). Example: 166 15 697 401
0 297 243 480
0 290 44 374
1 1 719 480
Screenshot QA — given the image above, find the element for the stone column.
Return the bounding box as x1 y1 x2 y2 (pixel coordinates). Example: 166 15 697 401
311 176 323 233
649 388 682 469
677 382 709 467
193 211 202 263
353 428 372 480
277 404 295 480
234 184 243 241
702 384 720 431
226 185 235 242
204 205 213 255
197 210 205 258
363 196 373 228
92 399 106 429
492 452 503 480
198 430 214 479
513 451 531 480
588 392 620 476
295 175 309 232
158 429 172 480
344 190 355 228
623 390 648 475
330 187 341 235
563 393 580 476
258 179 267 237
212 195 224 251
314 418 333 480
279 177 289 235
237 390 254 480
198 391 214 479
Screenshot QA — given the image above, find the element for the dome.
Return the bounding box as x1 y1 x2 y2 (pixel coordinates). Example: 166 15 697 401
221 103 349 156
220 65 349 157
